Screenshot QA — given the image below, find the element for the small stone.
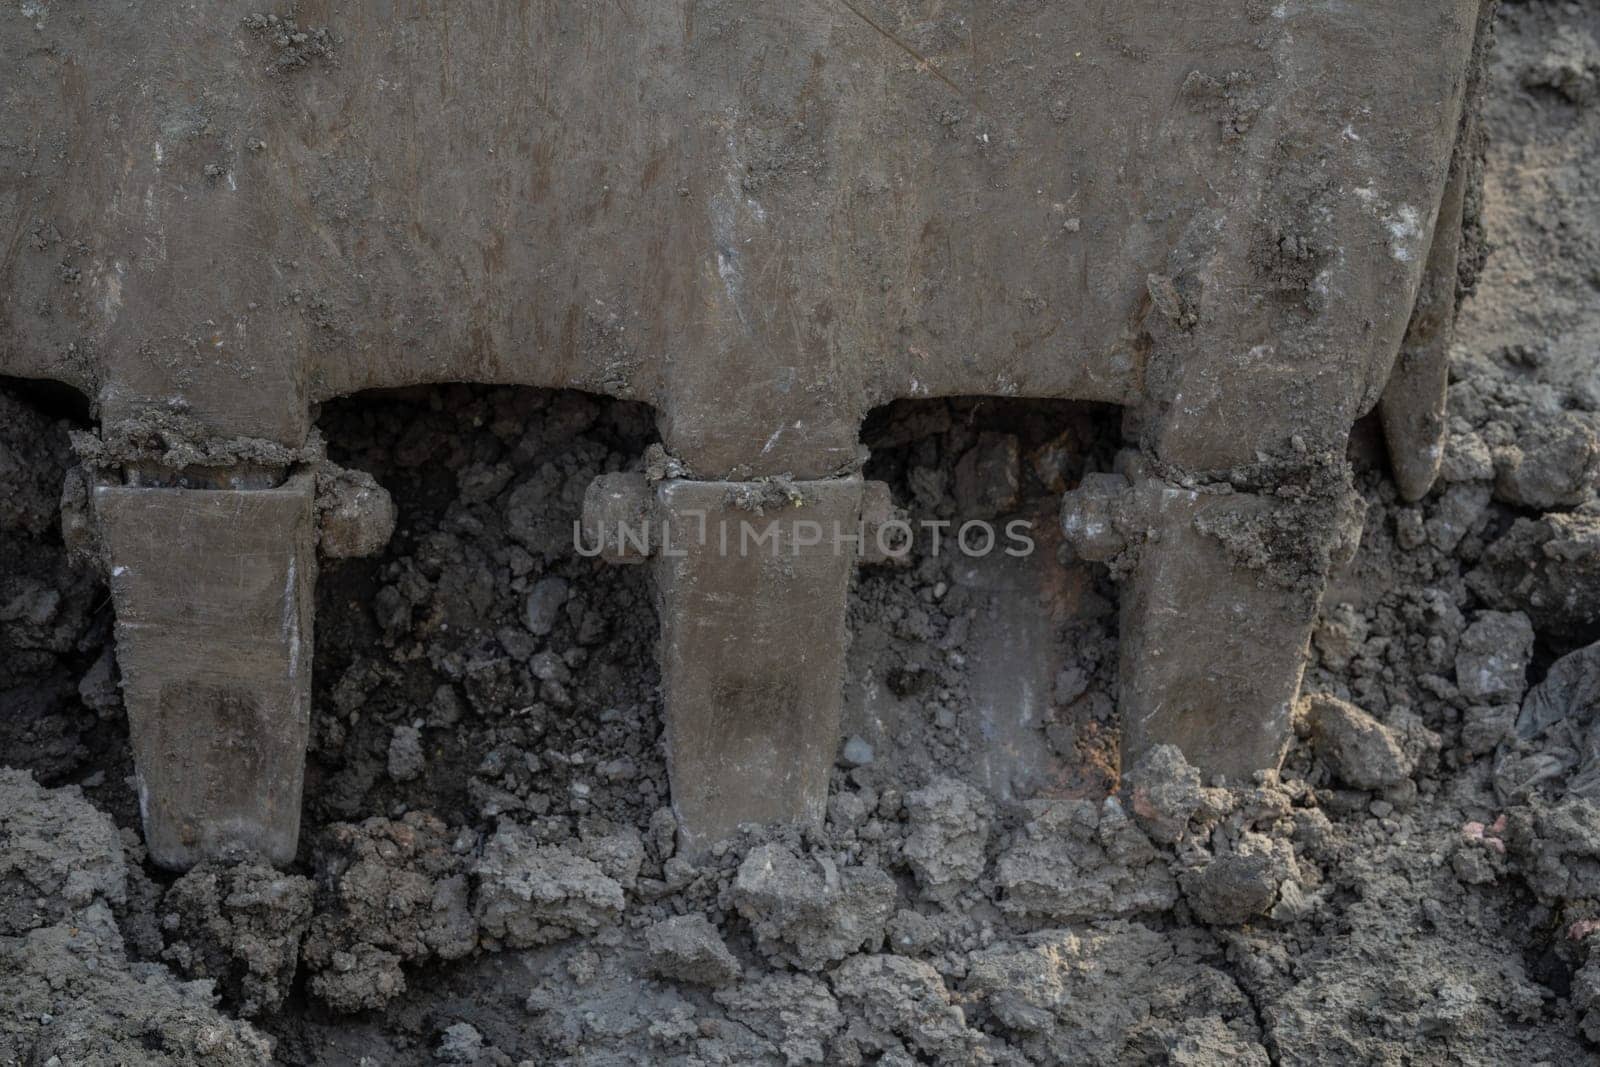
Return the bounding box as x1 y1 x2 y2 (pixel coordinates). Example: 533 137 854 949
1305 693 1412 790
1455 610 1535 704
521 576 570 636
529 650 569 682
387 726 425 783
1493 417 1600 510
840 736 875 768
644 913 741 986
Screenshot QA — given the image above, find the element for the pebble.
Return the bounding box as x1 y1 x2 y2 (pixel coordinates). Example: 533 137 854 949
521 576 570 636
840 737 875 768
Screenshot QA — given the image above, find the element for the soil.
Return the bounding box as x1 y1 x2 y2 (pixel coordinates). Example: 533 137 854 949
5 3 1600 1064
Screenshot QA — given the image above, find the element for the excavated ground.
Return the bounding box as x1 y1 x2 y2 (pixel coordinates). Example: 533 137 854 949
5 3 1600 1064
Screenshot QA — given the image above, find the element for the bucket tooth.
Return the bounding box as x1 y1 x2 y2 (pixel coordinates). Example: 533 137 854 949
1381 108 1476 503
94 471 318 870
585 474 879 852
1062 461 1358 781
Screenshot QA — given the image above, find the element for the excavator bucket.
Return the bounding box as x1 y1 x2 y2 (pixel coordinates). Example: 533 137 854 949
1 0 1493 866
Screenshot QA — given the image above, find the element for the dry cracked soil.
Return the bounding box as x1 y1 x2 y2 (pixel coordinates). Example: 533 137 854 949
6 3 1600 1064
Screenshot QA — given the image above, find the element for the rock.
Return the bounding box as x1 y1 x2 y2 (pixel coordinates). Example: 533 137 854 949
1492 417 1599 510
1179 832 1299 925
901 777 992 899
995 798 1177 921
952 432 1021 517
521 576 570 636
830 954 981 1060
388 725 426 782
0 769 126 936
301 813 477 1012
474 824 624 949
839 736 875 768
160 860 314 1016
1305 694 1412 790
1124 744 1203 844
1455 611 1534 704
731 843 894 970
644 914 741 986
1426 484 1492 554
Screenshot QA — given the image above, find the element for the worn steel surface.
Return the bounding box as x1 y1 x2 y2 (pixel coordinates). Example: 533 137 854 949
5 1 1484 473
94 472 316 868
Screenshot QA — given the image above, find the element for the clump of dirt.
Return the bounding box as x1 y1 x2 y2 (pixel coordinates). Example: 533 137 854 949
300 813 477 1012
243 10 335 72
305 385 666 837
160 861 315 1018
0 769 274 1065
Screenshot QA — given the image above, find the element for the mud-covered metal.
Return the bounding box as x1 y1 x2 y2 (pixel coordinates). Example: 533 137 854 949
1 0 1495 865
